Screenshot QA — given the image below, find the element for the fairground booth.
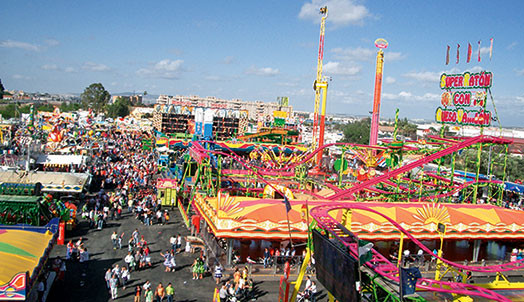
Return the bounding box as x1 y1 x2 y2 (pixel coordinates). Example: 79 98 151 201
0 219 58 301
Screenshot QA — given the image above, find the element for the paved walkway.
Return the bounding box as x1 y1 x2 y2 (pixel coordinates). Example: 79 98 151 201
47 207 318 301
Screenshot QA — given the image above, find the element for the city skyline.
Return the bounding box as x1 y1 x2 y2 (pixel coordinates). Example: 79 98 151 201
2 1 524 126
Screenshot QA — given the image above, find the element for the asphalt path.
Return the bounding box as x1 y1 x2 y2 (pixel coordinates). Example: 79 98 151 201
46 208 319 302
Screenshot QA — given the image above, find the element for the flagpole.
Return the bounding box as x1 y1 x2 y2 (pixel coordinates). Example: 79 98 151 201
286 201 293 248
357 239 363 299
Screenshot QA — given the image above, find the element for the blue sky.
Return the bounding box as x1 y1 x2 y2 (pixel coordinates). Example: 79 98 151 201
2 0 524 126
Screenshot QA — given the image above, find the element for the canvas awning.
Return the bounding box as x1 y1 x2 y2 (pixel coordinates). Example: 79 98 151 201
35 154 86 166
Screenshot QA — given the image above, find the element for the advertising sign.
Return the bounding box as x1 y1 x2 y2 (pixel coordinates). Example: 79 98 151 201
436 70 492 127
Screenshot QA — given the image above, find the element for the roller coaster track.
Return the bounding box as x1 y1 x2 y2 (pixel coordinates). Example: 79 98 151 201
201 140 387 172
310 203 524 302
193 137 507 203
327 135 512 200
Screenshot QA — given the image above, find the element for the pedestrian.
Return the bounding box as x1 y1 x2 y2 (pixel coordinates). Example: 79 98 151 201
132 228 140 245
191 258 199 280
176 234 182 253
121 266 130 290
155 282 165 302
110 274 118 300
143 280 151 291
214 262 223 284
145 288 153 302
37 276 45 302
111 231 118 249
161 250 173 272
118 232 125 249
263 247 270 268
134 285 142 302
105 268 112 289
165 283 174 302
125 252 135 271
169 234 176 252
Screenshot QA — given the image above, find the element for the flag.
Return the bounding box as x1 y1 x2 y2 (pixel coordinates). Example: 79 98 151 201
400 267 422 297
478 40 482 62
283 196 291 213
489 38 494 60
456 44 460 64
445 45 450 65
467 43 472 63
358 240 373 264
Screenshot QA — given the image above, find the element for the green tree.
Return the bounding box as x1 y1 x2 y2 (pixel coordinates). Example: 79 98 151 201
80 83 110 113
106 97 131 118
60 102 82 112
340 118 371 144
0 79 4 100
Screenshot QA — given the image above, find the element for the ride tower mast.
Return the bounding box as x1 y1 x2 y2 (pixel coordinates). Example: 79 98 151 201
312 6 328 161
369 38 388 146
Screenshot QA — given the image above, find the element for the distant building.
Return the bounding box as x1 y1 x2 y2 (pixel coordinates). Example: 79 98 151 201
111 95 143 105
156 94 293 121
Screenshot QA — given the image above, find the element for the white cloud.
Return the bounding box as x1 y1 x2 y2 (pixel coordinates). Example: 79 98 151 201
382 91 439 102
323 61 361 76
332 47 404 62
204 75 223 81
64 67 76 73
299 0 370 27
507 42 517 50
245 66 279 76
332 47 374 61
479 46 490 56
12 74 31 80
385 76 396 84
467 66 484 73
41 64 58 70
0 40 39 51
515 69 524 76
385 52 405 61
403 71 440 82
517 96 524 102
222 56 234 64
44 39 60 46
82 62 110 72
137 59 184 79
398 91 412 98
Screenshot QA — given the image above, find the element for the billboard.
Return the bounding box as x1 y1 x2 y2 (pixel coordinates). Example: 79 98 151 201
313 229 359 302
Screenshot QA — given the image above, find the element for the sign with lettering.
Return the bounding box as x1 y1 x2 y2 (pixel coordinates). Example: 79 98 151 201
440 90 486 108
440 71 493 90
435 107 491 126
157 178 178 189
436 70 492 127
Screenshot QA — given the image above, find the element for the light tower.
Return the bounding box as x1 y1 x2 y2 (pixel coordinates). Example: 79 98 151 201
369 38 388 146
312 6 328 157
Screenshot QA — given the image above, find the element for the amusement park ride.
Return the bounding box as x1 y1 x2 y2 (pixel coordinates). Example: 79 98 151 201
148 7 524 302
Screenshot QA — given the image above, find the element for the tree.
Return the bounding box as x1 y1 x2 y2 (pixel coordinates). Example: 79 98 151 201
106 97 131 118
80 83 110 113
0 79 4 100
340 118 371 144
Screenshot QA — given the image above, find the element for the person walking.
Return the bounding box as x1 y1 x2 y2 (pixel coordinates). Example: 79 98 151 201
214 262 223 284
109 274 118 300
144 288 153 302
174 234 181 253
111 231 118 249
165 283 174 302
134 285 142 302
121 266 130 290
155 282 165 302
